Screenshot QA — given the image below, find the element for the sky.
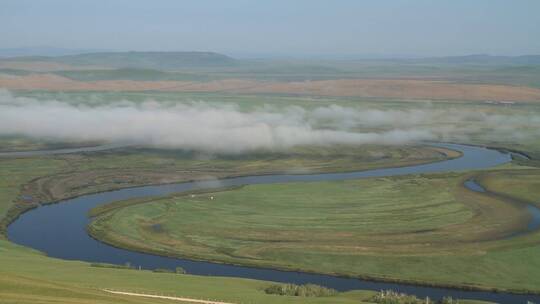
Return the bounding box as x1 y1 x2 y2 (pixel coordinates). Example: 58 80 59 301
1 0 539 58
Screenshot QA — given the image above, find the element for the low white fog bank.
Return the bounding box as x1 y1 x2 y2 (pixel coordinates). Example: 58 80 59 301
0 90 537 154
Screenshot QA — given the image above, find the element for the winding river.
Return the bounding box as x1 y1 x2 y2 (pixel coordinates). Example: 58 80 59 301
7 143 540 304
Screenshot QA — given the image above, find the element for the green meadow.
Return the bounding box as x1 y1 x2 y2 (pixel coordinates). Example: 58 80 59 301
88 169 540 293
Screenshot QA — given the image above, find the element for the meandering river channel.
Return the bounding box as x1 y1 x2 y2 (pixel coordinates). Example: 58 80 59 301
8 143 540 303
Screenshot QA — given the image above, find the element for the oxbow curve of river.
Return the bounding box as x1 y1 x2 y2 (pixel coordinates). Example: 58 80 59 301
8 143 540 304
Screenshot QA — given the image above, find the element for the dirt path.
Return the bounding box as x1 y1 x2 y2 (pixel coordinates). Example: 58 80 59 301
102 289 235 304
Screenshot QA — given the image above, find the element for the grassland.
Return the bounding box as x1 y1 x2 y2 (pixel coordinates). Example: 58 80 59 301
0 140 452 233
480 170 540 205
3 53 540 101
88 169 540 293
0 241 492 304
0 239 383 304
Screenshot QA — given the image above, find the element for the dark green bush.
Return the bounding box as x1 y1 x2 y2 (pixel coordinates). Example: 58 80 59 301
440 297 459 304
152 267 187 274
90 262 135 270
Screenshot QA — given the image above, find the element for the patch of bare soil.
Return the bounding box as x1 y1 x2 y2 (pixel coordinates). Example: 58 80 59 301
0 74 186 91
2 74 540 102
241 79 540 102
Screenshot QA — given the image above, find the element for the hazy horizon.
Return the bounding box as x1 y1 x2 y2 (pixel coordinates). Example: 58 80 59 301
2 46 540 60
2 0 539 58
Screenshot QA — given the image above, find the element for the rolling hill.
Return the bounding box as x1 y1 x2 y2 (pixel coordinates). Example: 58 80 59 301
1 51 238 70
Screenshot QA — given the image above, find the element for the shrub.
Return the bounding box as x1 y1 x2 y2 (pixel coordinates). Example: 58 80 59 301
153 267 187 274
371 290 459 304
440 296 459 304
371 290 425 304
264 283 338 297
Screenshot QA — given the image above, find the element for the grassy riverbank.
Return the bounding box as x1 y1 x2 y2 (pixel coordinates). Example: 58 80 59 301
0 143 449 236
0 239 495 304
0 239 381 304
88 169 540 293
480 169 540 206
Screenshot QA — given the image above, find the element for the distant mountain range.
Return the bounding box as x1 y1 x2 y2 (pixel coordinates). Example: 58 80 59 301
0 47 107 58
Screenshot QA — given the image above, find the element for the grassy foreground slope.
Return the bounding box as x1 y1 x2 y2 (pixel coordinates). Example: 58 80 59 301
0 240 375 304
0 241 492 304
89 169 540 293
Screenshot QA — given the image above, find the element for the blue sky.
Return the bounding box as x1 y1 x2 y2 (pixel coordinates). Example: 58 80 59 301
1 0 539 57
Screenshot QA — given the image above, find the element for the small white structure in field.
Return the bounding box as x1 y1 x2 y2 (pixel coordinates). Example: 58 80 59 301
210 196 214 200
190 194 195 198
